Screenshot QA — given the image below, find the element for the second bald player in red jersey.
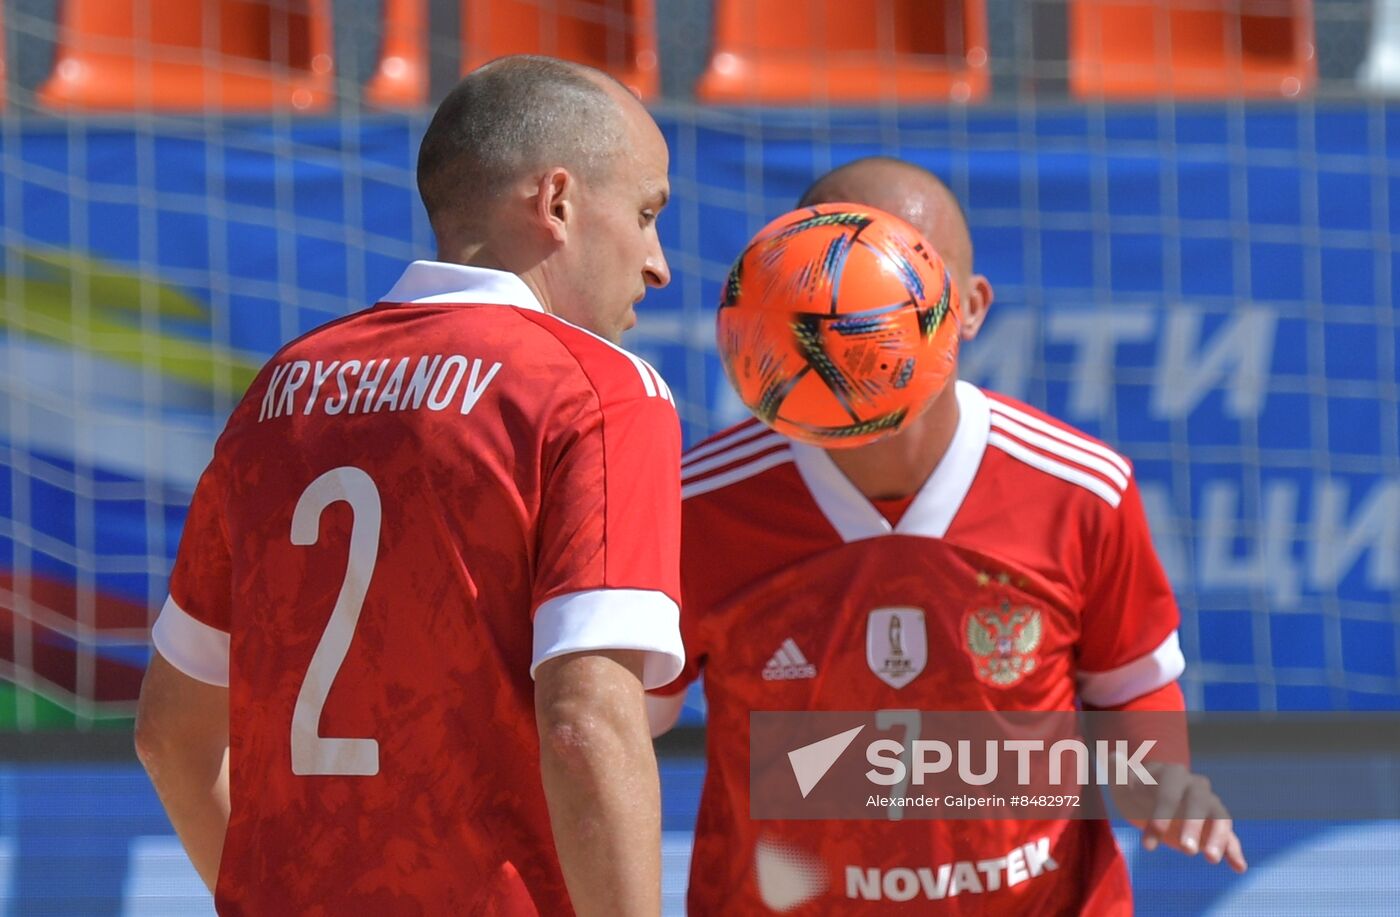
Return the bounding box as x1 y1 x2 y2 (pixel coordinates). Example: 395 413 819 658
153 262 684 915
662 381 1184 915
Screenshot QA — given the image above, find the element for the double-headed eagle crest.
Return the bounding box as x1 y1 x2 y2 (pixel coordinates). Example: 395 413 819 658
964 600 1043 688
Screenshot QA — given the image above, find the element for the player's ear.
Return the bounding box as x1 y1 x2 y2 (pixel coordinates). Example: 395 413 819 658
535 168 573 244
960 273 994 341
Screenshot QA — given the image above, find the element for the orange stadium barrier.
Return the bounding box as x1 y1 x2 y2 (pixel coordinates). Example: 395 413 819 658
365 0 428 107
696 0 990 104
462 0 660 101
1069 0 1317 98
38 0 335 111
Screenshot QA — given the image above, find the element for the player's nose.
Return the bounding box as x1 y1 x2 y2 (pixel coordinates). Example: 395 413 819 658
644 245 671 289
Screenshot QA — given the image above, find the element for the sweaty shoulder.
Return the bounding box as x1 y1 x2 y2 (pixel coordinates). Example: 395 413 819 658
512 310 675 409
981 389 1134 512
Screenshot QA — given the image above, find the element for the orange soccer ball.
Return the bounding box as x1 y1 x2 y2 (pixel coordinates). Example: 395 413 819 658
716 203 962 448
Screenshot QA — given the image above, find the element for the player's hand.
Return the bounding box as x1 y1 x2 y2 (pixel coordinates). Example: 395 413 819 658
1118 763 1247 873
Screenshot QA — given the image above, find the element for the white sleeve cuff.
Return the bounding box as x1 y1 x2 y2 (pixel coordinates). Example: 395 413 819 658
1077 630 1185 708
531 589 685 690
152 596 230 687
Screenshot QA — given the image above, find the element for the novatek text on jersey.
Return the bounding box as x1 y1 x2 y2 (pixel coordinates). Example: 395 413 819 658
257 356 503 422
845 836 1058 901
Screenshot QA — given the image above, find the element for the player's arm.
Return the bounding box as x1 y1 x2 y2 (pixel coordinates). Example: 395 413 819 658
535 649 660 917
645 595 701 738
646 484 715 739
1093 684 1246 873
528 337 686 912
1119 762 1245 873
1077 479 1245 872
137 449 236 894
134 650 230 893
645 691 687 738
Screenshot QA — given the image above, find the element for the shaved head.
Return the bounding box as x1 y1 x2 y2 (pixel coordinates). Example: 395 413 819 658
800 157 974 284
417 55 630 239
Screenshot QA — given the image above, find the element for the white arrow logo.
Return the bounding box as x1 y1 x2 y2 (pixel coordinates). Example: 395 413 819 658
787 725 864 798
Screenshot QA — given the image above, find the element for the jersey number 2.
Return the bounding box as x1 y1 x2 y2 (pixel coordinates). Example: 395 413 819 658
290 466 381 776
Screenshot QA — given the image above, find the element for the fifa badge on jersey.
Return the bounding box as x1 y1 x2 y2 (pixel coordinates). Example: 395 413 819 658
866 608 927 689
964 600 1043 688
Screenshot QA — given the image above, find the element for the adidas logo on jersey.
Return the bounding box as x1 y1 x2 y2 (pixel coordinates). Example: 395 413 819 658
763 638 817 681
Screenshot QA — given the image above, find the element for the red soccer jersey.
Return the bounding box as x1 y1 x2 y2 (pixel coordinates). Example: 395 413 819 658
153 261 685 915
668 380 1184 915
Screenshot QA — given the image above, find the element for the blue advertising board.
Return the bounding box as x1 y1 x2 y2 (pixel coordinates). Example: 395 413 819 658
1 761 1398 916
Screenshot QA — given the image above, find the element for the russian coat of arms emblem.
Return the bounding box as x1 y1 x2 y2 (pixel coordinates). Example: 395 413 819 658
963 599 1042 688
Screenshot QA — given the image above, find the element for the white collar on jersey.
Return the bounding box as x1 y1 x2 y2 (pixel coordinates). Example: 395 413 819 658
788 380 991 543
379 260 546 311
